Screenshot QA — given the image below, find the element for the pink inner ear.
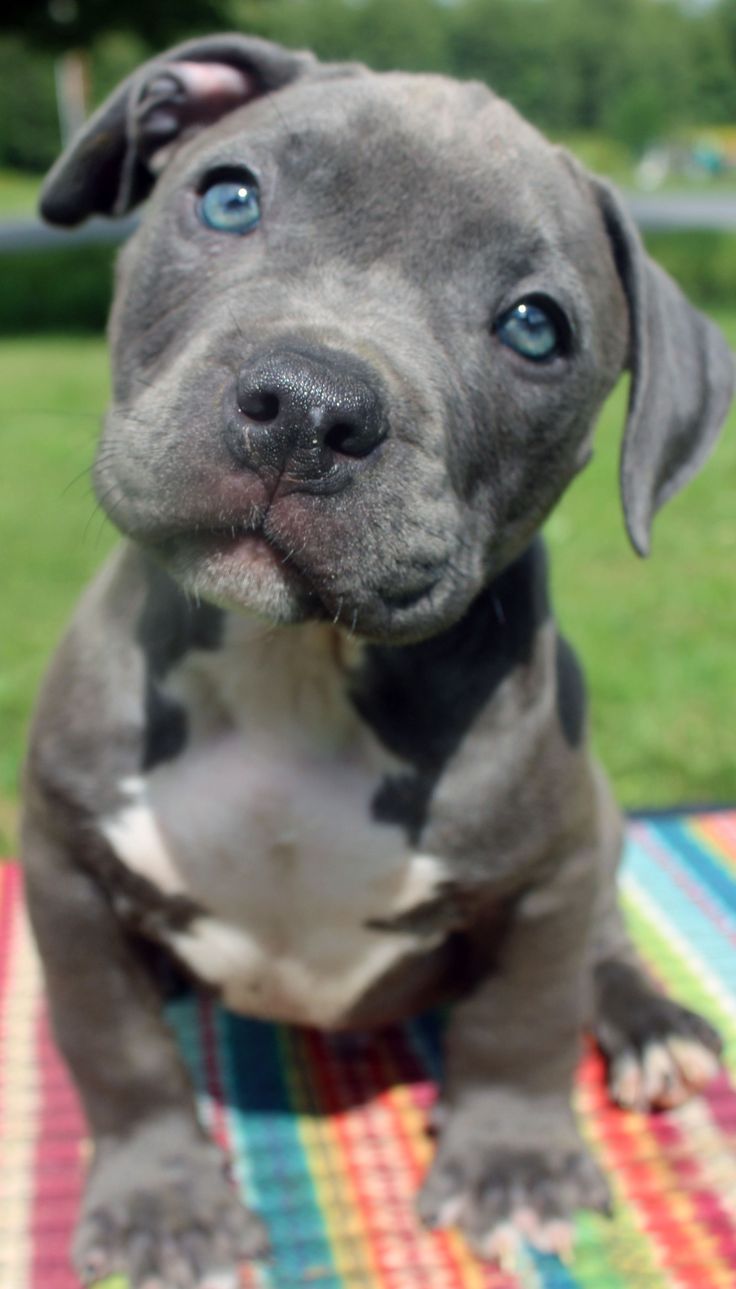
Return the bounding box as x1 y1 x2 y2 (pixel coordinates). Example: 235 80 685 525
147 60 259 131
172 61 257 111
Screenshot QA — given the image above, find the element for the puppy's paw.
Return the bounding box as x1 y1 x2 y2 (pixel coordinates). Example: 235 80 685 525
609 1028 722 1112
595 960 722 1112
418 1129 609 1266
73 1133 267 1289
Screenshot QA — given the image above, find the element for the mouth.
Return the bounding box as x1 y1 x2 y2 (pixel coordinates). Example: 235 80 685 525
197 529 442 608
149 519 454 641
193 526 292 569
377 575 443 613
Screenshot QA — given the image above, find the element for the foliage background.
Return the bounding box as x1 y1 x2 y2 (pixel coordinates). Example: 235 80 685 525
5 0 736 170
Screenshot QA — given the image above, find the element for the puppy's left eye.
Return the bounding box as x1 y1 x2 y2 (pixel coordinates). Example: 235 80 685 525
199 173 261 235
494 296 570 362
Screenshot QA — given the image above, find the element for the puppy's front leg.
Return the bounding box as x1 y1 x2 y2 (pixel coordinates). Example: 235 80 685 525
23 814 267 1289
419 846 608 1263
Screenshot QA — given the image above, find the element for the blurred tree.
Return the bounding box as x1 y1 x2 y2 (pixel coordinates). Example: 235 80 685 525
233 0 370 60
704 0 736 120
0 0 235 51
4 0 736 174
447 0 576 129
347 0 451 71
594 0 694 149
450 0 681 140
232 0 452 68
0 37 58 169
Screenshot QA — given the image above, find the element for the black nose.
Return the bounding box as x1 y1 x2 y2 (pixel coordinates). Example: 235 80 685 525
230 345 388 475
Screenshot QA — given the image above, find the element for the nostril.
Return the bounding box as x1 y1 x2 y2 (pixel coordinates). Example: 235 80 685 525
323 420 373 458
323 413 387 459
238 387 280 423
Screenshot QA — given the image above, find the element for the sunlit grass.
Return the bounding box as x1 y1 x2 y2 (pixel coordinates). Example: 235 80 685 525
0 169 42 217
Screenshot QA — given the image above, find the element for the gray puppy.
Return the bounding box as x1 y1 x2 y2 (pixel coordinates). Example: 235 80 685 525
26 31 732 1289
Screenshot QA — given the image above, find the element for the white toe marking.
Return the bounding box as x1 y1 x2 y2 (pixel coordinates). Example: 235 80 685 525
199 1272 239 1289
481 1221 524 1270
612 1036 720 1114
435 1195 467 1228
536 1219 575 1261
511 1206 542 1239
643 1043 680 1105
667 1037 720 1089
611 1052 645 1110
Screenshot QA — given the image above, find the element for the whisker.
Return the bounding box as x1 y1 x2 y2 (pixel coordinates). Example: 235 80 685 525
61 462 96 497
84 482 121 543
226 303 245 344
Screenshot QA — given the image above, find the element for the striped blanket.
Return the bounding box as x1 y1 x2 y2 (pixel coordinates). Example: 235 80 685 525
1 811 735 1288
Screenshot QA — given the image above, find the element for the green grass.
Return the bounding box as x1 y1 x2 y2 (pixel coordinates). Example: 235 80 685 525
548 312 736 808
1 324 734 854
0 169 41 216
0 337 113 849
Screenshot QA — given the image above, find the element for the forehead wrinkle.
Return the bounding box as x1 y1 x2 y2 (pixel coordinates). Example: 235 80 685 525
260 81 295 139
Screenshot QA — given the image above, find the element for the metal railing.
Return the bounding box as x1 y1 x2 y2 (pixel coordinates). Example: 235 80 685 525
0 193 734 253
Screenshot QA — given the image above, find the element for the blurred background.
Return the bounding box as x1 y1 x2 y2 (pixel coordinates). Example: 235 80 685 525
0 0 734 851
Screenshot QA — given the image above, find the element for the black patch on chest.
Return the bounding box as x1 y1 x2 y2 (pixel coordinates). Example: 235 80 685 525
134 933 200 1001
352 540 551 840
371 772 434 842
555 634 586 747
137 559 224 674
365 878 469 937
142 681 189 770
137 559 224 771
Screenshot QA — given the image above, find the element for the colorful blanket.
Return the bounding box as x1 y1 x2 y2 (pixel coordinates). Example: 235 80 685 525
1 811 736 1288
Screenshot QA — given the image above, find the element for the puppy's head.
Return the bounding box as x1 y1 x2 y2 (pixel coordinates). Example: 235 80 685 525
41 33 733 643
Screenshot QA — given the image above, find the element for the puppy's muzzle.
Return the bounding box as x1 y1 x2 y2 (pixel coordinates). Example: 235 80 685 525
227 344 389 484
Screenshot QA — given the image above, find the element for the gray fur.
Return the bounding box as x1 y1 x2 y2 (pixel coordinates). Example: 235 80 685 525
25 32 730 1288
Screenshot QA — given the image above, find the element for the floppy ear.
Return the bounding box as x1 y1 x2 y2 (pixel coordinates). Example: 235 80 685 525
39 33 317 226
593 179 733 555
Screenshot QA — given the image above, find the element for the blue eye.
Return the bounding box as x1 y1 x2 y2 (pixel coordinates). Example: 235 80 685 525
199 176 261 235
495 297 567 362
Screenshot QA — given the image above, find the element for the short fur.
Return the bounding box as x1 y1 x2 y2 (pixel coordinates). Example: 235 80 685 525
25 32 732 1287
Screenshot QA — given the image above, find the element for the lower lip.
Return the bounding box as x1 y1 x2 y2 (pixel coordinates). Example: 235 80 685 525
195 529 297 576
207 529 278 557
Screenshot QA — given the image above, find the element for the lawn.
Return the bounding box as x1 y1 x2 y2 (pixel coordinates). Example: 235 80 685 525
0 169 41 217
1 324 734 853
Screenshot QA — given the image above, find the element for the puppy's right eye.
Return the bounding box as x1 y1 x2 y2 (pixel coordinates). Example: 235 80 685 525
198 172 261 235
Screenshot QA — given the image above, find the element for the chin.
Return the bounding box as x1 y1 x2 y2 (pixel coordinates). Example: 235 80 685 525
151 531 320 624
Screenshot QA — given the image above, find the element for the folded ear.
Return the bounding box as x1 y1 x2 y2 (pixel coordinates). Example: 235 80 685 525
39 33 317 226
592 178 733 555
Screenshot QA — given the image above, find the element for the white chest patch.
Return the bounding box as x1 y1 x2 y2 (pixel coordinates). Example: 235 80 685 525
100 618 448 1027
